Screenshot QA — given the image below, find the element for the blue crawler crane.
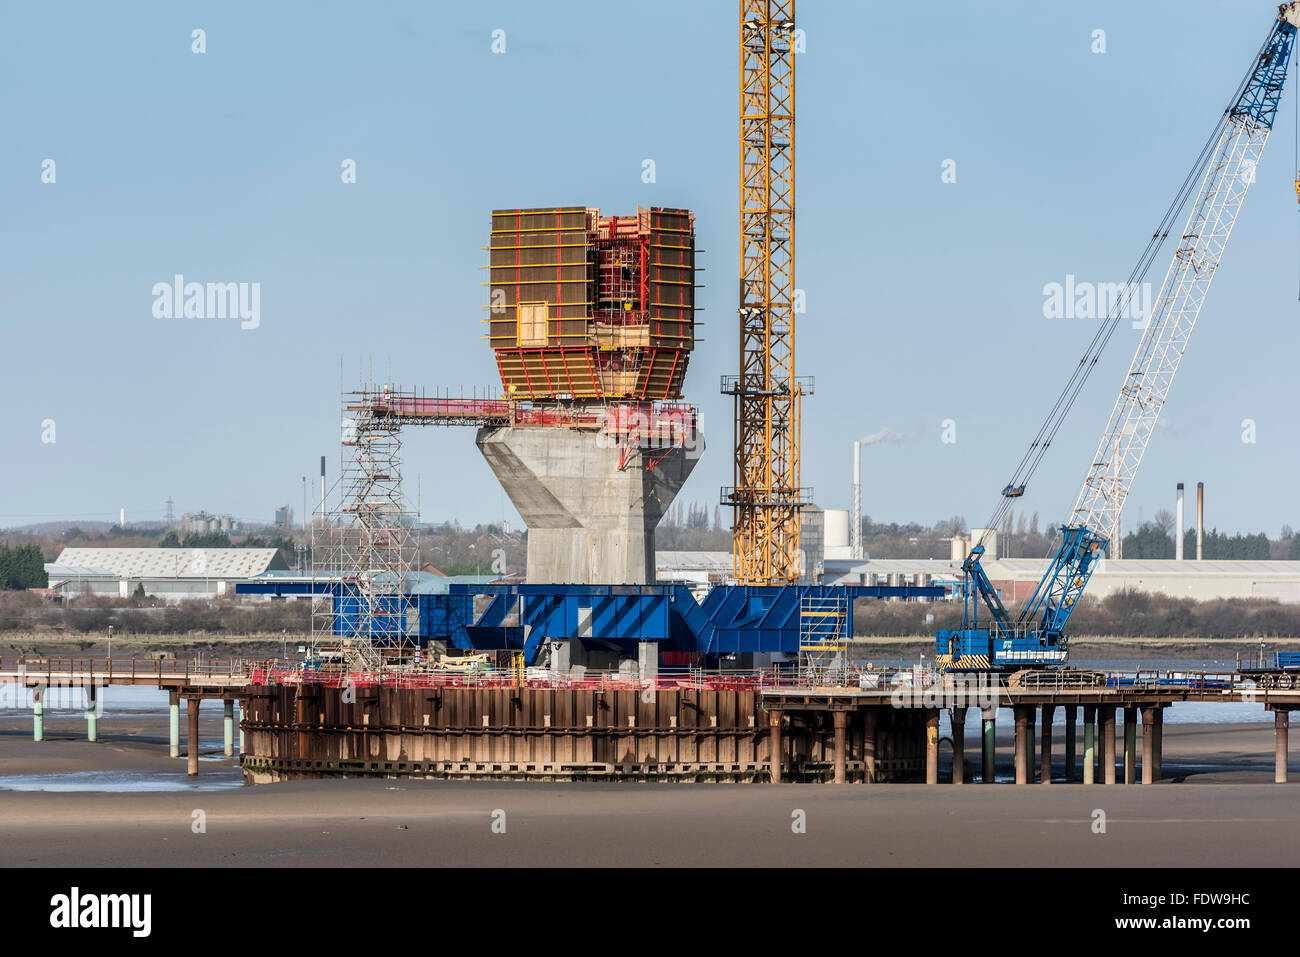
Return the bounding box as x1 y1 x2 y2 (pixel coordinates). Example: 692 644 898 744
938 4 1300 672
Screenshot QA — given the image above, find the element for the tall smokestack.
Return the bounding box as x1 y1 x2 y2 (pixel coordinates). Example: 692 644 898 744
1175 483 1184 561
1196 481 1204 560
320 455 326 519
119 507 125 528
851 440 862 561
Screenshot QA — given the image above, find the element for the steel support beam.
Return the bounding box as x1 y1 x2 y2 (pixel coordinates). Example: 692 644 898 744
982 707 996 783
768 709 783 783
1040 704 1053 784
187 697 200 777
1083 704 1096 785
832 710 847 784
925 709 940 784
951 707 966 785
1124 706 1137 785
1276 710 1289 784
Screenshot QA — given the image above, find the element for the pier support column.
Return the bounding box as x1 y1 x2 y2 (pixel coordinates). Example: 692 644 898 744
1276 710 1289 784
1102 706 1117 785
768 709 783 784
186 697 200 777
1065 706 1077 781
1123 707 1137 785
951 707 966 784
863 709 877 783
1014 707 1029 785
223 699 234 757
169 691 180 758
33 686 44 742
981 707 996 783
1151 706 1163 782
1142 707 1155 785
832 710 847 784
1083 705 1096 785
86 684 98 743
1027 710 1037 784
925 709 940 784
1040 704 1054 784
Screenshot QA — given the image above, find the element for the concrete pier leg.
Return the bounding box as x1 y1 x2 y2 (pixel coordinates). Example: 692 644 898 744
1065 706 1077 781
1124 707 1137 785
1014 707 1029 785
86 684 98 743
1027 712 1036 784
832 710 847 784
768 710 783 784
236 700 243 755
169 691 180 758
951 707 966 784
223 699 234 757
1276 711 1289 784
1142 707 1155 785
1102 707 1117 785
863 709 877 783
982 707 996 783
186 697 200 777
1083 705 1096 785
1040 704 1053 784
925 709 940 784
1152 706 1162 782
33 686 44 742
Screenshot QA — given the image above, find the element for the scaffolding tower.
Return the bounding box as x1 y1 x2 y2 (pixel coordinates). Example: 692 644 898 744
798 593 848 685
310 381 420 671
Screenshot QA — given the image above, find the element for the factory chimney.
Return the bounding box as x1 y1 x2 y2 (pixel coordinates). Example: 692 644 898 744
851 440 862 561
320 455 326 521
1175 483 1184 561
119 507 125 528
1196 481 1205 560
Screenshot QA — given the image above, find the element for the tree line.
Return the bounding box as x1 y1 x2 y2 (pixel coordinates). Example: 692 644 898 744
0 544 48 590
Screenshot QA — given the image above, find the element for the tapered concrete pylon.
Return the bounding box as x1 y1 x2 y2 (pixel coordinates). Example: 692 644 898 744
477 425 703 584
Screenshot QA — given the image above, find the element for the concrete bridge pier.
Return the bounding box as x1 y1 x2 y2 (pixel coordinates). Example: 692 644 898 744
1083 705 1096 784
224 700 235 756
1064 705 1077 780
981 707 996 783
1124 706 1137 784
85 684 98 743
169 691 180 758
186 697 200 777
1276 710 1289 784
951 707 966 784
1040 704 1054 784
32 685 44 742
1101 706 1117 785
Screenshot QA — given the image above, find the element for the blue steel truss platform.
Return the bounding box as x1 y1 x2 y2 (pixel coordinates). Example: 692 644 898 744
236 581 946 664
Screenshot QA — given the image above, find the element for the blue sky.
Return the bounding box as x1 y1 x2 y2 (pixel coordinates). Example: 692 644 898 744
2 0 1298 538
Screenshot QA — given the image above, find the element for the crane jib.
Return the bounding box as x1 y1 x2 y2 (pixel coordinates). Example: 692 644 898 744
936 7 1298 673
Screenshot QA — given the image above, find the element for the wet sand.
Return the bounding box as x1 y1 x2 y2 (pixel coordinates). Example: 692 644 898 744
0 708 1296 866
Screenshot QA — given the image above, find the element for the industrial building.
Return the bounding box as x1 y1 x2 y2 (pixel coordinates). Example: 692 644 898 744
46 547 287 602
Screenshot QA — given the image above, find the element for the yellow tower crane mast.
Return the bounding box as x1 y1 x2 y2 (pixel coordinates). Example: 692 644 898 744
726 0 807 584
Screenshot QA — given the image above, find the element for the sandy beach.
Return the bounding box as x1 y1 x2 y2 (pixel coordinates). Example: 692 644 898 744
1 702 1296 867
